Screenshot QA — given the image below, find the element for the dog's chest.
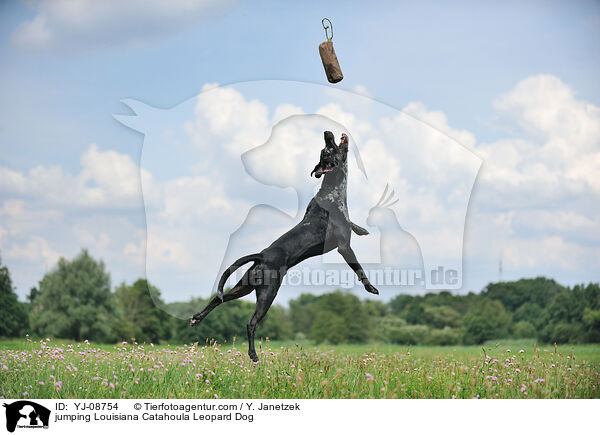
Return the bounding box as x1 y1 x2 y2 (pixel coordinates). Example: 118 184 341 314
316 181 348 219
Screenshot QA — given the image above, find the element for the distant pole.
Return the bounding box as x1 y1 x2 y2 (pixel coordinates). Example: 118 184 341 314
498 257 503 282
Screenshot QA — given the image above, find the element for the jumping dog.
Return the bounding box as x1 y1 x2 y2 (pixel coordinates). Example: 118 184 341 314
190 131 378 361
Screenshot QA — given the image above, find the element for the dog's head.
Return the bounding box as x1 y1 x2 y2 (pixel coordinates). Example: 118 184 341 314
311 131 349 178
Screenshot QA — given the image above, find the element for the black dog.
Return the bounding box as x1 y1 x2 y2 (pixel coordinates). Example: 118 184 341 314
191 131 378 361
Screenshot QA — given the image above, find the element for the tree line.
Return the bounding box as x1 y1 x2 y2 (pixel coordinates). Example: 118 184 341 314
1 250 599 345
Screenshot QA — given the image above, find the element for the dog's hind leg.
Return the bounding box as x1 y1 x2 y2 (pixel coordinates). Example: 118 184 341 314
338 245 379 295
246 284 279 362
190 279 254 326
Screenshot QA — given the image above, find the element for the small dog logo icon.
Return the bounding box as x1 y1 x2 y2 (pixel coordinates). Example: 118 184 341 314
3 401 50 432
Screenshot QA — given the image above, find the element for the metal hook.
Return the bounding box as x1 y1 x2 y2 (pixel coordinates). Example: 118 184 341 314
322 18 333 41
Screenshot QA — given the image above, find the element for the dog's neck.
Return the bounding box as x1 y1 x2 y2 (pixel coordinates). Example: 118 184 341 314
315 159 348 217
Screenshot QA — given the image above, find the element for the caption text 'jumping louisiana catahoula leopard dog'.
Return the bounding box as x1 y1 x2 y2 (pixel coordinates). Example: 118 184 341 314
190 131 378 361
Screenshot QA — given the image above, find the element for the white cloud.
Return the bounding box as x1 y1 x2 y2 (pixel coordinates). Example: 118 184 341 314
0 199 62 237
352 85 373 99
0 199 25 217
493 74 600 151
123 240 145 266
478 75 600 202
503 235 598 271
242 115 353 194
158 175 249 228
138 226 196 271
4 235 61 267
0 143 150 209
12 0 237 51
402 102 477 150
73 227 111 249
80 144 142 199
316 103 372 143
465 74 600 275
0 225 7 246
186 83 272 157
511 210 600 244
566 151 600 193
272 104 305 125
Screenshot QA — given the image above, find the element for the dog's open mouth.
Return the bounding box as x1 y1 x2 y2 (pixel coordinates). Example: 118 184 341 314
312 165 333 178
311 133 348 178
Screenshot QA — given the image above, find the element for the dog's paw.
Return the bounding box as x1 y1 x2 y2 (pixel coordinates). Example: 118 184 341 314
190 315 203 327
365 283 379 295
248 351 259 362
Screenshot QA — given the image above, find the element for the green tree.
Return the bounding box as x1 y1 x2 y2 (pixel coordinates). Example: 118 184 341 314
512 320 536 338
30 249 113 341
404 303 425 324
546 321 585 344
484 277 565 311
424 327 461 346
112 279 172 343
580 283 600 342
170 296 254 344
309 291 372 344
260 305 292 341
289 293 319 337
389 294 426 324
0 256 29 336
462 299 512 344
169 297 291 344
373 315 407 343
364 300 389 318
513 302 544 328
582 308 600 342
388 324 429 345
538 289 588 343
389 294 414 315
27 287 39 305
424 305 461 328
311 311 346 344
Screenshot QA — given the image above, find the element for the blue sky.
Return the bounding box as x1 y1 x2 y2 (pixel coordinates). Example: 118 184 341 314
1 0 599 305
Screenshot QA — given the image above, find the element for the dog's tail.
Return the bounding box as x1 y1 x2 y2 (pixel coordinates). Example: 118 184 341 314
217 253 263 301
351 222 370 236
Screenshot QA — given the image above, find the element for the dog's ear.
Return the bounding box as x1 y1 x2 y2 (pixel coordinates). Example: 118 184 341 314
324 131 338 149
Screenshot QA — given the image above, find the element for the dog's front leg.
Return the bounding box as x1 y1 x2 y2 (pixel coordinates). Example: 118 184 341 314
338 246 379 295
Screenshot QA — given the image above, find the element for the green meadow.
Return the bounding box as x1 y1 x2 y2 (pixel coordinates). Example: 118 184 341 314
1 338 598 399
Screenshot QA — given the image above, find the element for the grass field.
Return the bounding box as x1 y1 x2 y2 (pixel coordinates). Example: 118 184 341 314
1 337 599 399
